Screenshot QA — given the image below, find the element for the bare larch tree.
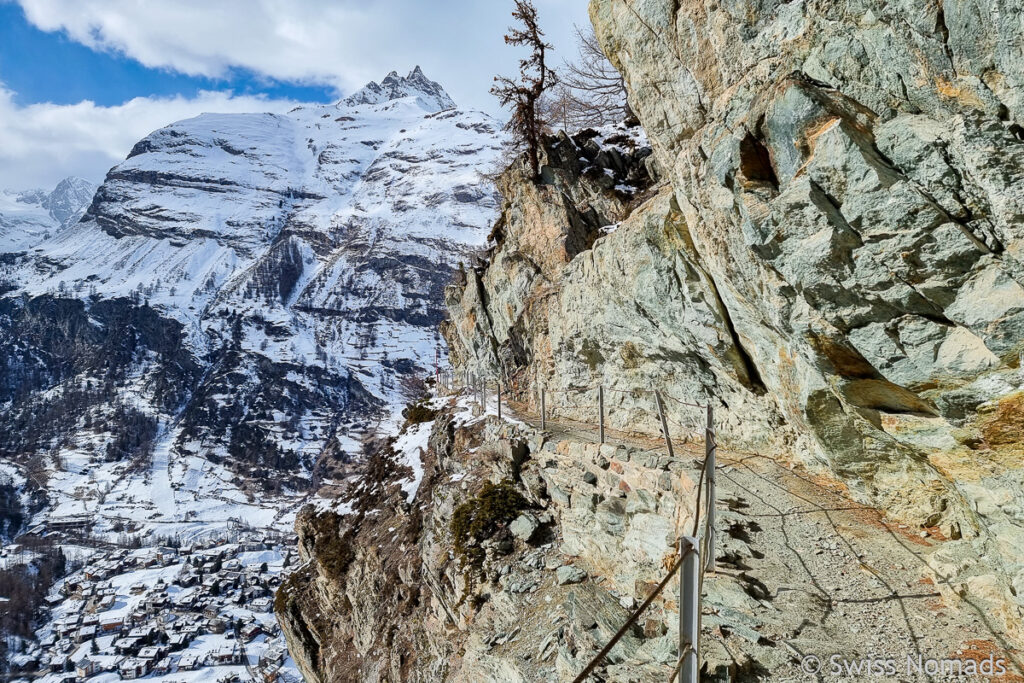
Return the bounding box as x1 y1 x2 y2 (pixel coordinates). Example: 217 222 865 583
491 0 557 182
549 25 633 131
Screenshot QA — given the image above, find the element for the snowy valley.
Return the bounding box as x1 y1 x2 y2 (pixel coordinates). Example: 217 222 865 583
0 67 503 680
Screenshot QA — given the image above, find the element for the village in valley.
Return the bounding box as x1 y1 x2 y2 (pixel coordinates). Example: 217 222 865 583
4 526 303 683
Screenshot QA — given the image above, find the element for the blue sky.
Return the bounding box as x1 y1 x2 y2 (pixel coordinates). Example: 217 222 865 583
0 0 590 189
0 3 338 107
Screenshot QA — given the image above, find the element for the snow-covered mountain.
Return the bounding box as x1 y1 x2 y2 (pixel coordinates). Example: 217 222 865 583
343 65 456 111
0 68 503 540
0 177 96 252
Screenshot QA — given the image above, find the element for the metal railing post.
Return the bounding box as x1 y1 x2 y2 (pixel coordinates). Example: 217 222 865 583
680 536 699 683
705 404 716 574
654 390 675 460
497 379 502 420
599 385 605 444
541 388 547 430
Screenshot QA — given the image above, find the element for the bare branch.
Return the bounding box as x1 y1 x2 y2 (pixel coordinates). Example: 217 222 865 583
546 24 633 132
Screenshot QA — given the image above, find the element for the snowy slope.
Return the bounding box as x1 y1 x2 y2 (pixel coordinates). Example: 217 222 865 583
0 177 95 252
0 67 503 540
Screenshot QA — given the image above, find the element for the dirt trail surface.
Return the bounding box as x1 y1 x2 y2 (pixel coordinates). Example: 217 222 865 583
503 400 1024 682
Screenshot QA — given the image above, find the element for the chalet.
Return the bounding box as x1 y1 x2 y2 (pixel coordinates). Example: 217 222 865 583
127 625 156 642
118 657 151 679
76 625 97 643
210 644 243 665
177 653 201 670
177 570 199 587
250 597 273 612
100 615 124 633
175 592 198 609
240 622 262 642
112 637 141 655
156 546 178 561
168 633 190 651
153 657 172 675
46 515 92 532
54 616 80 637
98 594 116 610
129 582 146 595
144 594 168 612
48 654 67 673
74 655 98 678
137 645 165 660
208 617 228 634
261 642 286 667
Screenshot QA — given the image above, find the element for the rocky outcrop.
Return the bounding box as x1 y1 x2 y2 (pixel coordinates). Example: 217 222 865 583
279 394 1023 681
277 400 715 682
441 0 1024 657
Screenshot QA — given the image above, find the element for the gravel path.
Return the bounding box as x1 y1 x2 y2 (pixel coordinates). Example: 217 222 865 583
502 400 1024 681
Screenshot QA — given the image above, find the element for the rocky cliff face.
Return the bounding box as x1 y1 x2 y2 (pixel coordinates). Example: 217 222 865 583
277 3 1024 678
277 398 718 683
438 0 1024 659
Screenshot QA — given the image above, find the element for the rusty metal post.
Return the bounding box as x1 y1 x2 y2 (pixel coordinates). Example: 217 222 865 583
705 404 716 574
541 388 546 430
599 386 605 444
497 379 502 420
680 536 699 683
654 390 675 460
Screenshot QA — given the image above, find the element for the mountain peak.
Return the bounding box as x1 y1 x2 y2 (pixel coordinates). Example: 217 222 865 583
43 176 97 226
342 66 455 112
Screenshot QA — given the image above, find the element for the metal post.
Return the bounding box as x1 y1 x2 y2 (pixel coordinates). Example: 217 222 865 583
497 379 502 420
705 404 716 574
679 536 699 683
654 390 675 460
599 386 605 444
541 388 547 430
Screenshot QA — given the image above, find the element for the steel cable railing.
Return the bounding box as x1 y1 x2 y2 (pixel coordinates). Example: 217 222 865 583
436 366 717 683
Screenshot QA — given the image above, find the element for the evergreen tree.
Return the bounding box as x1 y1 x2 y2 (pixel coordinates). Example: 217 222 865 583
490 0 557 181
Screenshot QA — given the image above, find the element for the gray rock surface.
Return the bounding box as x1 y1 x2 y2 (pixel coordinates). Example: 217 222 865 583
441 0 1024 652
555 565 587 585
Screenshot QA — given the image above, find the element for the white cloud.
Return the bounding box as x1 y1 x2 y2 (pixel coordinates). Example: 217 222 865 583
13 0 590 111
0 86 299 189
3 0 592 189
17 0 375 90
